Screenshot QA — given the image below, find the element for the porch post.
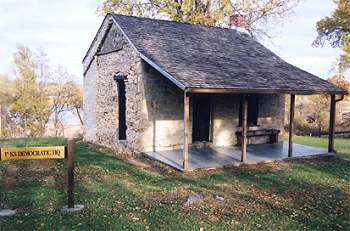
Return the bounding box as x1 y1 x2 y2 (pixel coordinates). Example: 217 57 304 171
328 94 336 153
241 94 248 162
183 92 190 171
288 94 295 158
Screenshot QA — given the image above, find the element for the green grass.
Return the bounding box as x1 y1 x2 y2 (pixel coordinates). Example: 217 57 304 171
0 136 349 230
293 136 350 159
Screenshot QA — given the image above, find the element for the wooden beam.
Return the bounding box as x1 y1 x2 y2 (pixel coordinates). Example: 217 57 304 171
241 94 248 162
183 92 190 171
152 101 156 152
187 87 347 95
328 94 336 153
209 95 214 142
67 140 75 208
288 94 295 158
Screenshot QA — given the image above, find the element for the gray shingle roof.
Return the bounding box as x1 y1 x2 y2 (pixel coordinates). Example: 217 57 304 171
111 14 347 94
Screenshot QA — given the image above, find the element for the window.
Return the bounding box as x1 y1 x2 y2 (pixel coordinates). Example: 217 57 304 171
114 74 127 140
239 94 259 126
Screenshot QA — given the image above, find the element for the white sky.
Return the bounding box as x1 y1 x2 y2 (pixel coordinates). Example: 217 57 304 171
0 0 341 84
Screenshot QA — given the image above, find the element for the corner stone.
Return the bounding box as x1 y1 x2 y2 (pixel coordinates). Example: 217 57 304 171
0 209 16 217
61 204 84 212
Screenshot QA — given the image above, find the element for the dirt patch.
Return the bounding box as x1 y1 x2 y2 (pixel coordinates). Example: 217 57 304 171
126 158 149 169
285 155 347 165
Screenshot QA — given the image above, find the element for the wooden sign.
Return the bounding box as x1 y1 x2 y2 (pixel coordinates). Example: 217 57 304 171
0 146 65 161
0 140 79 211
0 141 79 210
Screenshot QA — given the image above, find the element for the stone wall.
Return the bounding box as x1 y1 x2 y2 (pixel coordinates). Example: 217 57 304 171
83 60 98 142
138 62 184 152
211 94 285 147
84 51 285 152
83 20 140 154
212 95 239 146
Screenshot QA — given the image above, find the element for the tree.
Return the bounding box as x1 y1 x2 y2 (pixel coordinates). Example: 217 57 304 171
329 74 350 89
47 66 83 136
0 74 12 137
339 34 350 72
305 95 330 136
294 76 349 136
0 74 13 106
1 47 83 138
314 0 350 48
8 46 51 137
67 83 83 126
99 0 300 38
329 75 350 128
314 0 350 73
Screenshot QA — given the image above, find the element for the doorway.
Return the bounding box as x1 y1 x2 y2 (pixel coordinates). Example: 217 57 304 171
192 94 211 142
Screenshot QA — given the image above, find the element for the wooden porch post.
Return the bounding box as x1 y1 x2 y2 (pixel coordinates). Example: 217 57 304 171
183 92 190 171
288 94 295 158
328 94 336 153
241 94 248 162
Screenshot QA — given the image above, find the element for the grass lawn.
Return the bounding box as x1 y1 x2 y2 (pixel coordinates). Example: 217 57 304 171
0 136 349 230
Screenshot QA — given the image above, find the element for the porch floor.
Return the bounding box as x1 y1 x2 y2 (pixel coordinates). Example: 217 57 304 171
144 141 330 171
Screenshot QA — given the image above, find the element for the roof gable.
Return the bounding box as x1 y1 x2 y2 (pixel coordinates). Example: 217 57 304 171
98 23 126 55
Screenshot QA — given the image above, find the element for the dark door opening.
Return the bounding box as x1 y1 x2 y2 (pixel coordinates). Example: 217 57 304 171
239 94 259 127
192 95 211 142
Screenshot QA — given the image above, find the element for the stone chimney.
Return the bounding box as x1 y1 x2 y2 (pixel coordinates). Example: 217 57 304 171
229 14 249 35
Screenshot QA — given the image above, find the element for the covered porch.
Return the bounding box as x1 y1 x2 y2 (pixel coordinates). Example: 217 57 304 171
145 141 329 171
151 89 345 172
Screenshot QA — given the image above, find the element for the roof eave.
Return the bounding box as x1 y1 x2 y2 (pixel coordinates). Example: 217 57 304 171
187 87 348 95
140 54 186 90
82 14 111 64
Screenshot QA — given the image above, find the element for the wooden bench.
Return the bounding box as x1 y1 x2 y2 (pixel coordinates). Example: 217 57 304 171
236 128 280 146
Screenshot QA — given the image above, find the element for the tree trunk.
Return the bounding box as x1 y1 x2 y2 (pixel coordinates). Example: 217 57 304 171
76 108 83 125
318 123 322 137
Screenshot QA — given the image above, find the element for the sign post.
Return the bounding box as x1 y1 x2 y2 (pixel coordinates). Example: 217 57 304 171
61 139 84 212
0 140 84 215
67 140 74 208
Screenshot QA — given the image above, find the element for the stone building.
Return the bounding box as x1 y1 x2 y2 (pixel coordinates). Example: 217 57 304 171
83 14 347 171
